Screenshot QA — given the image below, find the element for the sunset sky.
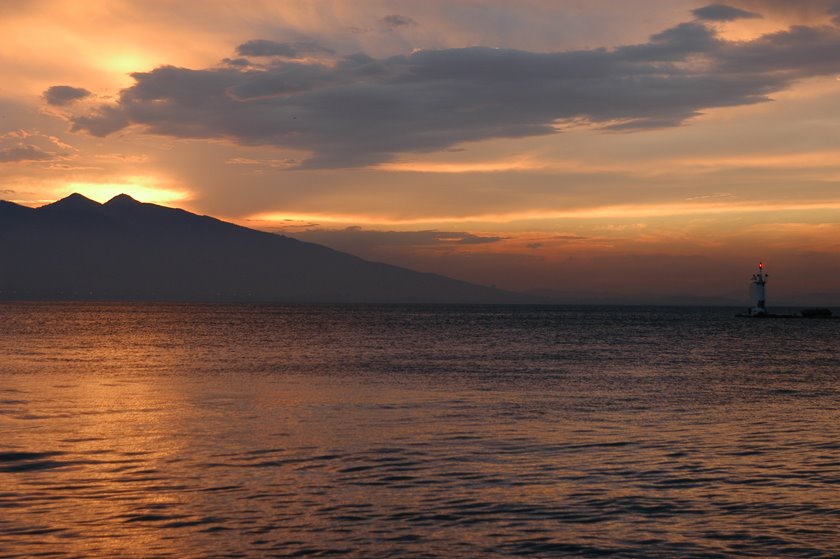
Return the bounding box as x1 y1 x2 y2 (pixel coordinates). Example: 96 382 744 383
3 0 840 302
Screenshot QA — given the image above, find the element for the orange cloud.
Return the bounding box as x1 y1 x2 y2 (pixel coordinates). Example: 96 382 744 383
249 198 840 228
375 156 542 173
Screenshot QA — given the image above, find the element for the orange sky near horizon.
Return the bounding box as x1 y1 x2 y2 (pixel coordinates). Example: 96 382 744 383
2 0 840 301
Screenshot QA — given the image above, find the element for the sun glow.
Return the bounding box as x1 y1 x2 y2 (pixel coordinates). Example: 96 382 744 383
101 50 155 78
60 178 191 205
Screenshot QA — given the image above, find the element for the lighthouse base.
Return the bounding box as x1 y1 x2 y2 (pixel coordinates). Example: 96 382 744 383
735 308 836 319
736 311 793 318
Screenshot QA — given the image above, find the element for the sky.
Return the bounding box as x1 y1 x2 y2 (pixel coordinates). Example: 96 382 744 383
2 0 840 303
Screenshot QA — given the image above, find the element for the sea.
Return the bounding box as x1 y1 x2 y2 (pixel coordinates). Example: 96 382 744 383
1 302 839 558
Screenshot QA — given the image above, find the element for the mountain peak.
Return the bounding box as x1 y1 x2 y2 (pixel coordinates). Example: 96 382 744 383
40 193 101 212
105 193 141 207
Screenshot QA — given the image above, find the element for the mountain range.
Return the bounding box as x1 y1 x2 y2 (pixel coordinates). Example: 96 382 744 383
0 193 532 303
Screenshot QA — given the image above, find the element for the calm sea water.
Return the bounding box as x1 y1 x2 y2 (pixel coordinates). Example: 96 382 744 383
1 303 839 558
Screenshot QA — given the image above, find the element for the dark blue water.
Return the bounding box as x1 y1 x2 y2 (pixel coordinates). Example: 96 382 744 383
1 303 839 558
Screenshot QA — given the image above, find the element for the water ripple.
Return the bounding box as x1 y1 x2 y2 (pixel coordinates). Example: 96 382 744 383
1 303 839 557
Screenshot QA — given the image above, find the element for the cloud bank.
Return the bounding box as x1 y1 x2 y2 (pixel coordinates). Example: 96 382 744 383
0 145 53 163
236 39 335 58
0 130 69 164
289 227 503 249
380 14 418 29
66 8 840 168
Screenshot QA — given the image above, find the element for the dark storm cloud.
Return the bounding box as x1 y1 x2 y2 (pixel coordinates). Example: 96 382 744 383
236 39 334 58
380 14 418 29
692 4 762 21
43 85 91 106
70 17 840 168
0 145 53 163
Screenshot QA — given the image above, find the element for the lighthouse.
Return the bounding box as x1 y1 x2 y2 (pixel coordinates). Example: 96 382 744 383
749 262 768 316
737 262 834 319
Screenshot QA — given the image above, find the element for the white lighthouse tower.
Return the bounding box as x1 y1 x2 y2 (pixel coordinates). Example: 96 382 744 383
749 262 768 316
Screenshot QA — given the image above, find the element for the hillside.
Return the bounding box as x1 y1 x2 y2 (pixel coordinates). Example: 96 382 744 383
0 194 529 303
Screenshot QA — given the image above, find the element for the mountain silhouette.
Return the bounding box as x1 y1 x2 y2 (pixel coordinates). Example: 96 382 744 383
0 194 529 303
